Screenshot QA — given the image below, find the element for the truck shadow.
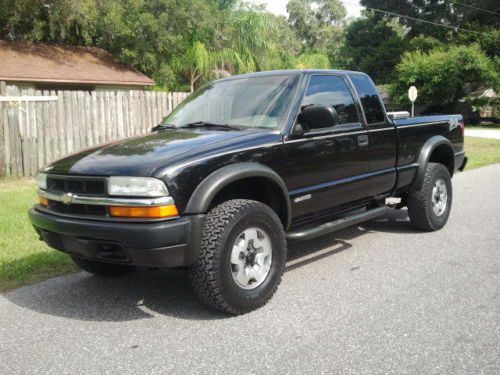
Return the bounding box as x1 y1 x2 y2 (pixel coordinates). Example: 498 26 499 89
363 208 418 234
4 209 416 321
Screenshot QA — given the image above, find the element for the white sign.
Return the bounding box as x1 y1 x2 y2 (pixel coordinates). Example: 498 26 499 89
408 86 418 102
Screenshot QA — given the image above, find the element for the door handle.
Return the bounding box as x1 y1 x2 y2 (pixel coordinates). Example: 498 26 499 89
358 134 369 146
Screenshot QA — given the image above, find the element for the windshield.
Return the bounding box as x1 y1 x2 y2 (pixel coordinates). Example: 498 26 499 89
162 75 299 130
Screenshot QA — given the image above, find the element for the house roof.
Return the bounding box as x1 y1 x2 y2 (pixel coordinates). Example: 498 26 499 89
0 41 155 86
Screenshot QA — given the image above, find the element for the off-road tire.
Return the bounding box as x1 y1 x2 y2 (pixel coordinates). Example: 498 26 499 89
189 199 287 315
71 256 135 276
408 162 452 231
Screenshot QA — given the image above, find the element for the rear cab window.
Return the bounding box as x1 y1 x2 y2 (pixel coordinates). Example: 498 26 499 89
301 75 361 128
349 74 386 125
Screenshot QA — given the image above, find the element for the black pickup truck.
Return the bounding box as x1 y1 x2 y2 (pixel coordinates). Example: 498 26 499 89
29 70 467 314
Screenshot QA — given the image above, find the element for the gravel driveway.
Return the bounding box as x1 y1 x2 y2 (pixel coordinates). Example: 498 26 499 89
1 164 499 374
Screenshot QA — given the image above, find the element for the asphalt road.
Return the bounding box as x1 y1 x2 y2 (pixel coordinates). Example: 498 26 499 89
1 165 499 374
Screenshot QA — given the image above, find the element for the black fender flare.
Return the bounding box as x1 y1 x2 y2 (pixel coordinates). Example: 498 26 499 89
184 162 292 229
413 135 454 190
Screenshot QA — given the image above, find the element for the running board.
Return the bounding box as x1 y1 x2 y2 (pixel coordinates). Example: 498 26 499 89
286 206 388 242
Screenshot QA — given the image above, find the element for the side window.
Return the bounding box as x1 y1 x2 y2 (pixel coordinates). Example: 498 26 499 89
349 74 385 124
301 75 360 126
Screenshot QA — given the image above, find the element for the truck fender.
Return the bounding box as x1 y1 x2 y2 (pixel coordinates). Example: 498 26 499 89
184 162 292 229
412 135 454 191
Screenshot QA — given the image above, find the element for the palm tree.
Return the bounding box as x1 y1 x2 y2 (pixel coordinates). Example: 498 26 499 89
174 42 211 92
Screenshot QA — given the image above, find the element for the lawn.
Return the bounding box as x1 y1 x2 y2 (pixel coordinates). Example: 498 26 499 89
0 179 76 292
465 136 500 170
0 136 499 292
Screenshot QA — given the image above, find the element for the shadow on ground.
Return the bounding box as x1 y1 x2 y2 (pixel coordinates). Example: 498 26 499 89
4 209 415 321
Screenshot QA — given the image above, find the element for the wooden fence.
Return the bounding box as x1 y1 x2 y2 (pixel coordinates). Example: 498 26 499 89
0 87 189 177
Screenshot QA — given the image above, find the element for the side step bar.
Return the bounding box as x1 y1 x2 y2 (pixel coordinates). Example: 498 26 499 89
286 206 388 242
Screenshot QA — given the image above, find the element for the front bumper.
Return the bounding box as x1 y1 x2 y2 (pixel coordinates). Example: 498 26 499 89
29 208 204 268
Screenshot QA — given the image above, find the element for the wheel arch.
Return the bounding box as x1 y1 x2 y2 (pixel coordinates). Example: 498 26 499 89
413 135 454 191
184 162 292 229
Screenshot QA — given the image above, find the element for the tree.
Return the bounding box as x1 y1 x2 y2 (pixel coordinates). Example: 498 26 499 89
95 0 218 86
0 0 99 44
344 15 405 83
294 52 330 69
391 44 499 109
0 0 223 90
0 0 341 91
407 35 443 53
287 0 346 49
455 27 500 59
173 42 211 92
360 0 500 41
222 8 299 72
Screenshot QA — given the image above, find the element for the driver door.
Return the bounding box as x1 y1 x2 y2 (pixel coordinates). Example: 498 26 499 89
280 74 371 221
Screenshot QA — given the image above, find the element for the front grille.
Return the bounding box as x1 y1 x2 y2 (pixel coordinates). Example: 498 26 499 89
44 175 108 217
47 175 106 196
48 201 107 216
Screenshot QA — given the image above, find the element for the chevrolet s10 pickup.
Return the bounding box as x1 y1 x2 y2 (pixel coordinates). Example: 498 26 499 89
29 70 467 314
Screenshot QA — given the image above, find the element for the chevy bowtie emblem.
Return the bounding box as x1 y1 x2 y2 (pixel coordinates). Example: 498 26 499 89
61 193 74 205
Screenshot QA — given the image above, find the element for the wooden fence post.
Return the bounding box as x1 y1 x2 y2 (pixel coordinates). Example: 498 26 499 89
5 85 21 176
0 81 6 176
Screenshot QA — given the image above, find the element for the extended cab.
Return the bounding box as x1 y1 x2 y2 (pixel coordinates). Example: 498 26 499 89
29 70 467 314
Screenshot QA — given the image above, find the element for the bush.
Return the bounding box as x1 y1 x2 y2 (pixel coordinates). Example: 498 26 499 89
391 44 499 108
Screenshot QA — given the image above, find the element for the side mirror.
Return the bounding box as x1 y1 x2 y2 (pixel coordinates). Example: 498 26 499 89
297 105 339 132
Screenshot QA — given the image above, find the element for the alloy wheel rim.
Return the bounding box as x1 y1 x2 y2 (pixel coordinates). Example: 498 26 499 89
431 178 448 216
230 227 272 290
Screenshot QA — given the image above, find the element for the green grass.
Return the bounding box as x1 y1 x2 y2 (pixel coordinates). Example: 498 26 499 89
465 136 500 170
0 136 499 292
0 179 76 292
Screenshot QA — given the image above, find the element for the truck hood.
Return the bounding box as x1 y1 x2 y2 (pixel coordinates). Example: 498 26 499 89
44 129 251 176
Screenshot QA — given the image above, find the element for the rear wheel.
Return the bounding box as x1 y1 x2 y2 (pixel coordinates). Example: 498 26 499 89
189 199 286 315
407 162 452 231
71 256 135 276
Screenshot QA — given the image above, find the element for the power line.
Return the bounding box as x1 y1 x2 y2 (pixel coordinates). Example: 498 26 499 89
340 1 493 37
389 1 499 21
451 1 500 17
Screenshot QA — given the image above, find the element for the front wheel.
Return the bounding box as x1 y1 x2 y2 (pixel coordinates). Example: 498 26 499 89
407 162 453 231
189 199 287 315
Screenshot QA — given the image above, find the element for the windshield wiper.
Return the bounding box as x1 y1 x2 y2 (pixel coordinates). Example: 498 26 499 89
151 123 176 132
180 121 241 131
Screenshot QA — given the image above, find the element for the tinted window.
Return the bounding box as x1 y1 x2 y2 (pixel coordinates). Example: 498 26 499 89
302 75 360 125
349 74 385 124
163 75 299 130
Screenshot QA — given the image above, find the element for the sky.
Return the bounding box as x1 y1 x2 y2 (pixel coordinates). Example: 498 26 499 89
247 0 363 18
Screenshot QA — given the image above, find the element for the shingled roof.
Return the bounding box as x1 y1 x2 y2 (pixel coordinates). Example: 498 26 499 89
0 41 155 87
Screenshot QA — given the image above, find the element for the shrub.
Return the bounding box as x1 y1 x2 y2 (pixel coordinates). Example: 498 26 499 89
391 44 499 107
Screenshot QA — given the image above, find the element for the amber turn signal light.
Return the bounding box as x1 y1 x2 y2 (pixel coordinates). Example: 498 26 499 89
39 197 49 207
109 205 179 218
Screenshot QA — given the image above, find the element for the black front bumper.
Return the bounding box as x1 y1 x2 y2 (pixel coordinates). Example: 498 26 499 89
29 208 204 268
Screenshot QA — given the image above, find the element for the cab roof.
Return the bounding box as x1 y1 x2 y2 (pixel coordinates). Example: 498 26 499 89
214 69 368 83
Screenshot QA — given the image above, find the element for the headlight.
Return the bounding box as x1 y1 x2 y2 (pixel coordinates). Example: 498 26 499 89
36 173 47 190
108 177 169 197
